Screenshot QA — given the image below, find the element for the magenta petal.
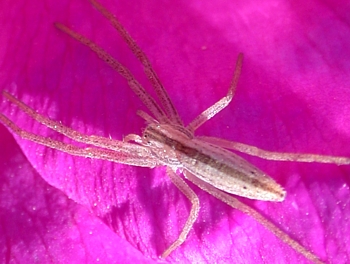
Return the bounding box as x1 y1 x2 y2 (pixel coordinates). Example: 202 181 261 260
0 125 152 263
1 0 350 263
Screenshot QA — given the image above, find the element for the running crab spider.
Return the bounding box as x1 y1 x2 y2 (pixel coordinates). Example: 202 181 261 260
0 0 349 263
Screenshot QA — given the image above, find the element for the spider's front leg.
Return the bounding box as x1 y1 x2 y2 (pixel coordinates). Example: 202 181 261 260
199 136 350 165
0 112 157 168
1 91 151 155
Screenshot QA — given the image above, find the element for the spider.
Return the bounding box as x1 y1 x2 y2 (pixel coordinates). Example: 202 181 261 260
1 0 349 263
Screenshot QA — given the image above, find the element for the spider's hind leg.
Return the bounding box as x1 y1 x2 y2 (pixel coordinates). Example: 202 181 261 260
200 136 350 165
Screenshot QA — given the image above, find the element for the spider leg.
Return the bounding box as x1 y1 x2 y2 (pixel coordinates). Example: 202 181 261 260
199 136 350 165
0 113 157 168
54 23 169 124
183 170 324 264
136 110 158 124
2 91 150 155
89 0 182 126
161 167 200 258
187 53 243 133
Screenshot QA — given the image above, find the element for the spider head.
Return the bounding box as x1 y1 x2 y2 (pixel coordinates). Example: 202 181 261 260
140 123 193 165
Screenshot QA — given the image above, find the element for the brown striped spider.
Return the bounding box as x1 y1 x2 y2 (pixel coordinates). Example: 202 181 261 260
1 1 349 263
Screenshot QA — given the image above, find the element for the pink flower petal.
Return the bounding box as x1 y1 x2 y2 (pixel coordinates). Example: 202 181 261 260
0 124 152 263
1 0 349 263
